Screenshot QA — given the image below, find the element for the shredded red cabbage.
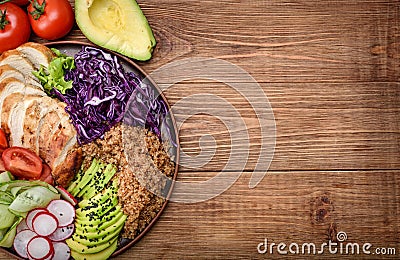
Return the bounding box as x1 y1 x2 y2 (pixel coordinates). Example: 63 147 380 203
53 46 172 145
123 76 170 139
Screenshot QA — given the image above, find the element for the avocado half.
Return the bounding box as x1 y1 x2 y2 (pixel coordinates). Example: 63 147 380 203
75 0 156 61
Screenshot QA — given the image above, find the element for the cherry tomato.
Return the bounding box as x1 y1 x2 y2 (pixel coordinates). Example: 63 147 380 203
39 163 53 185
0 2 30 53
27 0 74 40
9 0 30 6
0 128 8 153
2 147 43 179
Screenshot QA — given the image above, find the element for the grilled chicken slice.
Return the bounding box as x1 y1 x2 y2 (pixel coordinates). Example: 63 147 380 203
22 96 58 154
0 65 42 89
40 102 76 162
8 95 44 147
17 42 55 70
0 78 45 123
0 65 26 82
1 93 23 135
0 50 36 78
52 146 82 187
37 102 81 187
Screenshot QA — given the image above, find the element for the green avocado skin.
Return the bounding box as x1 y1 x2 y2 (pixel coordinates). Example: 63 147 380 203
75 0 156 61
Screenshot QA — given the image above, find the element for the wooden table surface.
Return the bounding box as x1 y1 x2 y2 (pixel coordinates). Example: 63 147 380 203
1 0 399 259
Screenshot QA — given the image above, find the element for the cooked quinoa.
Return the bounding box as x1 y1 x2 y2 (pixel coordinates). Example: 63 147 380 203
81 123 175 239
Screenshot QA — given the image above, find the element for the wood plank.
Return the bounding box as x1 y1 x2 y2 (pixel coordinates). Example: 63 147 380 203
106 170 399 259
37 0 400 83
139 0 399 83
160 82 400 172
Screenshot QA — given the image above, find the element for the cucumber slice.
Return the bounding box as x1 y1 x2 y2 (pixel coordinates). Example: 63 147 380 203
10 187 23 197
9 186 60 217
0 191 13 204
0 217 21 248
0 180 58 194
0 204 16 229
0 172 14 183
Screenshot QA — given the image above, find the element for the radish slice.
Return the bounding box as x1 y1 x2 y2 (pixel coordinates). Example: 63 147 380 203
55 186 78 206
32 212 58 236
13 229 37 258
52 242 70 260
46 200 75 227
26 208 48 231
27 236 54 260
48 223 74 242
16 219 29 233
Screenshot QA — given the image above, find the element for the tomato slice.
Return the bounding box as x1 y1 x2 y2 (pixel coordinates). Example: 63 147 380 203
2 147 43 179
0 129 8 153
39 163 53 185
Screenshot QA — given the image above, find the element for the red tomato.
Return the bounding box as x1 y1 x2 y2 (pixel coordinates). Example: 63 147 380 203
39 163 53 185
10 0 30 6
27 0 74 40
0 2 30 53
0 128 8 153
2 147 43 179
0 158 5 172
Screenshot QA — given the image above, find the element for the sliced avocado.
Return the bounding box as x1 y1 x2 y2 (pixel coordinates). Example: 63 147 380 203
73 215 126 246
83 164 117 200
75 205 122 227
78 187 113 208
71 159 102 197
78 163 117 200
76 195 118 220
74 213 126 241
66 235 118 254
67 166 86 193
73 224 124 247
78 189 111 209
77 179 118 209
70 237 118 260
76 210 124 233
75 0 156 61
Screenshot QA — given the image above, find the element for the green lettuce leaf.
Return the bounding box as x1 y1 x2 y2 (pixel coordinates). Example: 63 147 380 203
32 48 75 95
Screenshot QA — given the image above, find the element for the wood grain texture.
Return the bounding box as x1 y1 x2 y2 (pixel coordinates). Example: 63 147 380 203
139 0 400 83
165 82 400 172
117 171 400 259
1 0 399 259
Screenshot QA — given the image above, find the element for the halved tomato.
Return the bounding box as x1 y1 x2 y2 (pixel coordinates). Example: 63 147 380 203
2 147 43 179
39 163 53 185
0 128 8 153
